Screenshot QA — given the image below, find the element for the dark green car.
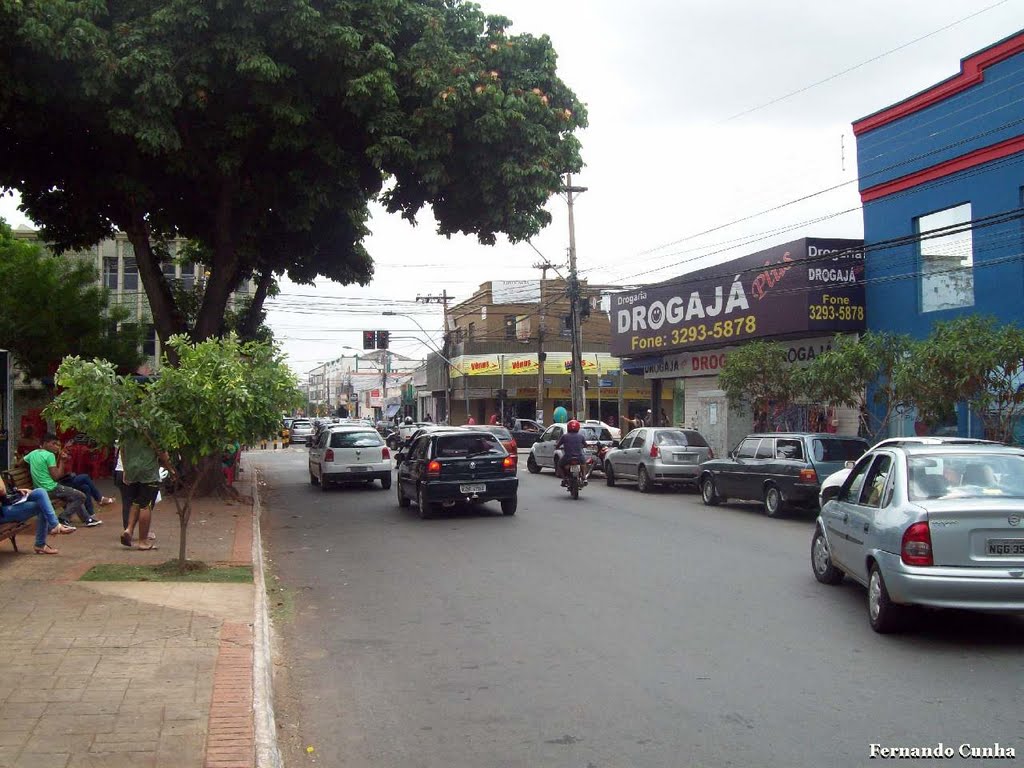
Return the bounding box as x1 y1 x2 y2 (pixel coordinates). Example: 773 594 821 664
699 432 868 517
396 429 519 519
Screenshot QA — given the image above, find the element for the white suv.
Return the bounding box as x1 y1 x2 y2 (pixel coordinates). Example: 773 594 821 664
309 426 393 491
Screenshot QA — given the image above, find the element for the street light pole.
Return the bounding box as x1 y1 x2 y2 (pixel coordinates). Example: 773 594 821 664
565 173 588 420
382 310 456 424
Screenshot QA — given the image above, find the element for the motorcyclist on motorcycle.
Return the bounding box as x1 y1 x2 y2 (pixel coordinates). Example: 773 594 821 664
555 419 588 487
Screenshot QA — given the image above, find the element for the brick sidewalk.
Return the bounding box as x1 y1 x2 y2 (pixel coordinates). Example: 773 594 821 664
0 478 259 768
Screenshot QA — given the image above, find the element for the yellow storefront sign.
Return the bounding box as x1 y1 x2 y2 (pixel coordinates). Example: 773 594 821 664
450 353 620 378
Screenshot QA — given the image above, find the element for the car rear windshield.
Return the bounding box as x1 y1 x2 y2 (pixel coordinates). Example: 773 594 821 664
435 434 505 457
908 453 1024 500
469 426 512 440
655 430 695 447
812 438 866 462
330 431 383 448
291 420 311 429
581 426 612 441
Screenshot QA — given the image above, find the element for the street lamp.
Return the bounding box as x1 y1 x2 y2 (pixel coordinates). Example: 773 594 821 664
382 310 458 423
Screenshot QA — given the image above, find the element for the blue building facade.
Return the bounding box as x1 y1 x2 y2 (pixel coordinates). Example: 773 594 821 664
853 30 1024 437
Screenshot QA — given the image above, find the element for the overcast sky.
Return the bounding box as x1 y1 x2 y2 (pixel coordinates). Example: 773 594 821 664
2 0 1021 375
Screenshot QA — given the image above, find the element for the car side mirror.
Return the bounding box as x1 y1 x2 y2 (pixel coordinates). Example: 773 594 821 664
820 484 842 505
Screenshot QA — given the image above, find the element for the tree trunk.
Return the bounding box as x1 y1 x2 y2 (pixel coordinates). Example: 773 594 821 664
124 212 189 351
237 269 274 340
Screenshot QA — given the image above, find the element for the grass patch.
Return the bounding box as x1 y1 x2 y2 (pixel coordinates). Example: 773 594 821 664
80 561 253 583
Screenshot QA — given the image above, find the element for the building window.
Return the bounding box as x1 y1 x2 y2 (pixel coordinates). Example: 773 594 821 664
143 324 157 358
917 202 973 313
123 257 139 292
161 261 177 282
468 322 475 341
181 262 196 291
103 257 119 290
504 315 517 340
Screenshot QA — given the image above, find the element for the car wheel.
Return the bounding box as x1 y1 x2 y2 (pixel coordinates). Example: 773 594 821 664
309 471 319 486
637 465 653 494
527 455 541 474
501 496 518 516
417 484 432 520
605 462 616 487
763 484 785 517
397 478 410 508
700 475 720 506
380 473 392 490
811 527 844 585
868 564 912 634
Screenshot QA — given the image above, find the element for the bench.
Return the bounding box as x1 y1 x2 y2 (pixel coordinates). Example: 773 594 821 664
0 465 37 553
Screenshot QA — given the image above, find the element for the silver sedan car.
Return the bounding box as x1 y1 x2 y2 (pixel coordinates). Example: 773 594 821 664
603 427 712 492
812 443 1024 633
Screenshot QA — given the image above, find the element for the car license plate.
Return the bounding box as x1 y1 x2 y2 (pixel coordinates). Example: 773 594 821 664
460 483 486 494
986 538 1024 555
673 453 696 463
349 466 368 472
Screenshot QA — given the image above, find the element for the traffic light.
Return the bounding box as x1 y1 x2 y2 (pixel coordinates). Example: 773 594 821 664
376 330 390 349
362 330 376 350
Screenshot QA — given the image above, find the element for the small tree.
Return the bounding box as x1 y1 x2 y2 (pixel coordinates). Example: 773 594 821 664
718 341 795 430
0 219 144 379
902 316 1024 443
46 335 301 570
799 332 916 441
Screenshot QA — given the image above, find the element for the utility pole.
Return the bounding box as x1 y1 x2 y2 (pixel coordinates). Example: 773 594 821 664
532 262 549 423
565 173 588 420
416 291 452 423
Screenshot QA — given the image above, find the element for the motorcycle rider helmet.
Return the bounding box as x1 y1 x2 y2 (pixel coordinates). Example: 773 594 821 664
567 419 581 433
404 416 413 424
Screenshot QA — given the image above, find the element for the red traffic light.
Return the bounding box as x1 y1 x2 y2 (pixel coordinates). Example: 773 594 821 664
363 330 376 350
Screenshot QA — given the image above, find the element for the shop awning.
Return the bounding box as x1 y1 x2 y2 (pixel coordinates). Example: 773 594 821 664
385 404 401 418
620 355 663 375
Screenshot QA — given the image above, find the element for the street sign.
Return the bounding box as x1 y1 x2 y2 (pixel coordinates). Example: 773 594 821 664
598 379 613 388
544 377 552 385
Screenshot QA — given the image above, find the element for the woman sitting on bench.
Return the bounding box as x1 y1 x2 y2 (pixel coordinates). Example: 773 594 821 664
0 473 75 555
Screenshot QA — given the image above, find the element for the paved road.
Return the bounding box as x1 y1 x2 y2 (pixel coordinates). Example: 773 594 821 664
252 448 1024 768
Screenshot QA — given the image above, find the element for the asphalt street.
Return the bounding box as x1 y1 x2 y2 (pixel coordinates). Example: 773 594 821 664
252 447 1024 768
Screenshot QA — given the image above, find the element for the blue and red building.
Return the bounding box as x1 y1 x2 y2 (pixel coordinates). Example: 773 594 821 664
853 29 1024 436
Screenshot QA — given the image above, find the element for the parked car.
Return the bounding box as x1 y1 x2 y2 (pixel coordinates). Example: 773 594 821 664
603 427 712 492
288 419 315 445
818 436 1002 506
699 432 868 517
463 424 517 456
508 418 544 449
396 428 518 518
308 425 392 490
526 423 615 474
811 443 1024 633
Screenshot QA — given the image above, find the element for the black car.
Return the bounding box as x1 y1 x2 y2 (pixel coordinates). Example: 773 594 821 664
508 418 545 449
396 429 518 518
699 432 868 517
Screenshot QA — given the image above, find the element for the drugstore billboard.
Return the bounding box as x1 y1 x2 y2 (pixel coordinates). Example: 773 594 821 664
610 238 865 357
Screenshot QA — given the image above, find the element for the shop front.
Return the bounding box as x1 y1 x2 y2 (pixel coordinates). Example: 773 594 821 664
611 237 866 455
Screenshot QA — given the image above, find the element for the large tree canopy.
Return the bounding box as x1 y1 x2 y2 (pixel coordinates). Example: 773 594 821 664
0 0 587 342
0 218 144 379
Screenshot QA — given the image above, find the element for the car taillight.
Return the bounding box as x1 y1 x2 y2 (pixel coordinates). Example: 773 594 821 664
427 460 441 476
901 522 933 566
650 445 660 458
509 439 517 452
324 449 334 462
799 468 817 483
382 447 390 460
502 456 516 471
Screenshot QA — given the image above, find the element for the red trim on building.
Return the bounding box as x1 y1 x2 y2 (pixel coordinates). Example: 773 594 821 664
860 134 1024 203
853 32 1024 136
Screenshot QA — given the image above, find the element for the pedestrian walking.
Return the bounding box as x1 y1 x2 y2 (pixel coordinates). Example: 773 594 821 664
118 431 175 551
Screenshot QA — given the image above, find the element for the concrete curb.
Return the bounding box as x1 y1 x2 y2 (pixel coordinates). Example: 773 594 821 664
252 470 284 768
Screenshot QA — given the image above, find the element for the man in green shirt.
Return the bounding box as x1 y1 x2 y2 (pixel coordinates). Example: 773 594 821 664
24 436 99 527
119 432 174 550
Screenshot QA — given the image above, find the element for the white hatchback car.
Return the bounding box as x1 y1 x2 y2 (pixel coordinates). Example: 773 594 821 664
309 425 393 491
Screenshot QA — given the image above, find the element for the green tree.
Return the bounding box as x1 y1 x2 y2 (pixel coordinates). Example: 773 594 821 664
900 316 1024 443
798 332 915 441
718 341 795 430
0 219 144 380
45 335 301 570
0 1 586 345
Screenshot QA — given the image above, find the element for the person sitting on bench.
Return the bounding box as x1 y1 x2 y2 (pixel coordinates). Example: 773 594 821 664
24 435 104 527
1 472 75 554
